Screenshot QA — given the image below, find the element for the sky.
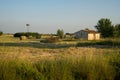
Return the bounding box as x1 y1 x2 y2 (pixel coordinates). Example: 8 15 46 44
0 0 120 33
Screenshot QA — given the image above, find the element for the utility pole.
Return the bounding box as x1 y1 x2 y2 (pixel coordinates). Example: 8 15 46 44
26 24 30 32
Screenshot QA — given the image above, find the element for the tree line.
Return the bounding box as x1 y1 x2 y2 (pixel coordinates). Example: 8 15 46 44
57 18 120 39
0 18 120 38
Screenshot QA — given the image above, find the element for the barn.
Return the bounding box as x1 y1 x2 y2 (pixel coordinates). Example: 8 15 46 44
74 29 100 40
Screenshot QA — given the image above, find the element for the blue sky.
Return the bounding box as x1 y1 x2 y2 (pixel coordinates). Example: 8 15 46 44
0 0 120 33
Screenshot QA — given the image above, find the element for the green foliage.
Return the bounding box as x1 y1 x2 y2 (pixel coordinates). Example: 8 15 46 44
14 32 25 37
110 53 120 80
76 39 120 47
57 29 64 39
76 42 95 47
35 60 73 80
71 59 115 80
0 31 3 36
114 24 120 37
0 54 119 80
95 18 114 38
0 60 41 80
96 40 120 46
16 62 41 80
14 32 40 38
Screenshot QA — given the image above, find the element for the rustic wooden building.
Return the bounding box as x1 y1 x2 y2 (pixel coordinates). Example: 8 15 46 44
74 29 100 40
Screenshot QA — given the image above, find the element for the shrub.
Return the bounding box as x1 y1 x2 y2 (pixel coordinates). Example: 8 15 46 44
14 32 26 37
0 31 3 36
76 39 120 47
40 37 59 43
57 29 64 39
76 42 96 47
14 32 40 38
47 37 59 43
96 40 113 45
25 32 40 37
96 40 120 46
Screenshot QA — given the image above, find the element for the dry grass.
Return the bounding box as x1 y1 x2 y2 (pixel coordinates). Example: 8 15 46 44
0 34 120 80
0 45 119 61
0 34 119 62
0 46 119 80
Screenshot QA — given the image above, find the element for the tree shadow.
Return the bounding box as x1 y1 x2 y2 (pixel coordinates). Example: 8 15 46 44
0 42 75 49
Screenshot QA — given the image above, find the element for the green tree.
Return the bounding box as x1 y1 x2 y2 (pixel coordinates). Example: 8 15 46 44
95 18 114 38
57 29 64 39
114 24 120 37
0 31 3 36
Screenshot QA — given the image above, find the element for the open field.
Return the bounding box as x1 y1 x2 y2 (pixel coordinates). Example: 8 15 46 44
0 34 120 80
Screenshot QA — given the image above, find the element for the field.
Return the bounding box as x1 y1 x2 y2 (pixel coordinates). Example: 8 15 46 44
0 34 120 80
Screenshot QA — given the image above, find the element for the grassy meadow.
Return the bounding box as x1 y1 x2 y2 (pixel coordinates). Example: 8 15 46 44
0 34 120 80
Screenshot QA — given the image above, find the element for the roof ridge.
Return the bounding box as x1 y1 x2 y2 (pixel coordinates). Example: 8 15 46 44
83 29 99 33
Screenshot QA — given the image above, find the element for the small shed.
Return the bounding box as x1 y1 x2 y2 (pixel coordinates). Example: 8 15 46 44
74 29 100 40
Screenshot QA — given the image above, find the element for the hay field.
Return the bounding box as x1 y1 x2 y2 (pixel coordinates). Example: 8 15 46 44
0 34 120 80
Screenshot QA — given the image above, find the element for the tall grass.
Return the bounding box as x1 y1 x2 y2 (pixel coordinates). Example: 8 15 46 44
0 59 41 80
0 35 120 80
0 50 119 80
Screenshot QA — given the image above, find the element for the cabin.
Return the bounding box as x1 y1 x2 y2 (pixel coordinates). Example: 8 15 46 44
74 29 100 40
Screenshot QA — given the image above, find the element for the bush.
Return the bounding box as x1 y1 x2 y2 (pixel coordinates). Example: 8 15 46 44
0 31 3 36
40 37 59 43
76 40 120 47
57 29 64 39
14 32 25 37
14 32 40 38
76 42 96 47
96 40 120 46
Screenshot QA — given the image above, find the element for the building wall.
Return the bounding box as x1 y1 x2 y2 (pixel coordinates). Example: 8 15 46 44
88 33 94 40
88 33 100 40
75 30 88 39
95 33 100 40
75 30 100 40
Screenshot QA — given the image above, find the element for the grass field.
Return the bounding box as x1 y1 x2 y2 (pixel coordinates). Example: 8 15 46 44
0 34 120 80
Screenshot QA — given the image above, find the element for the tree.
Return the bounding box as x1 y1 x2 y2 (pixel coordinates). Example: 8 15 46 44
57 29 64 39
85 28 90 30
95 18 114 38
0 31 3 36
114 24 120 37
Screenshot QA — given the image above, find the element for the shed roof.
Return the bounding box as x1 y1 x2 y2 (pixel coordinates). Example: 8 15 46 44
82 30 99 33
74 29 100 34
